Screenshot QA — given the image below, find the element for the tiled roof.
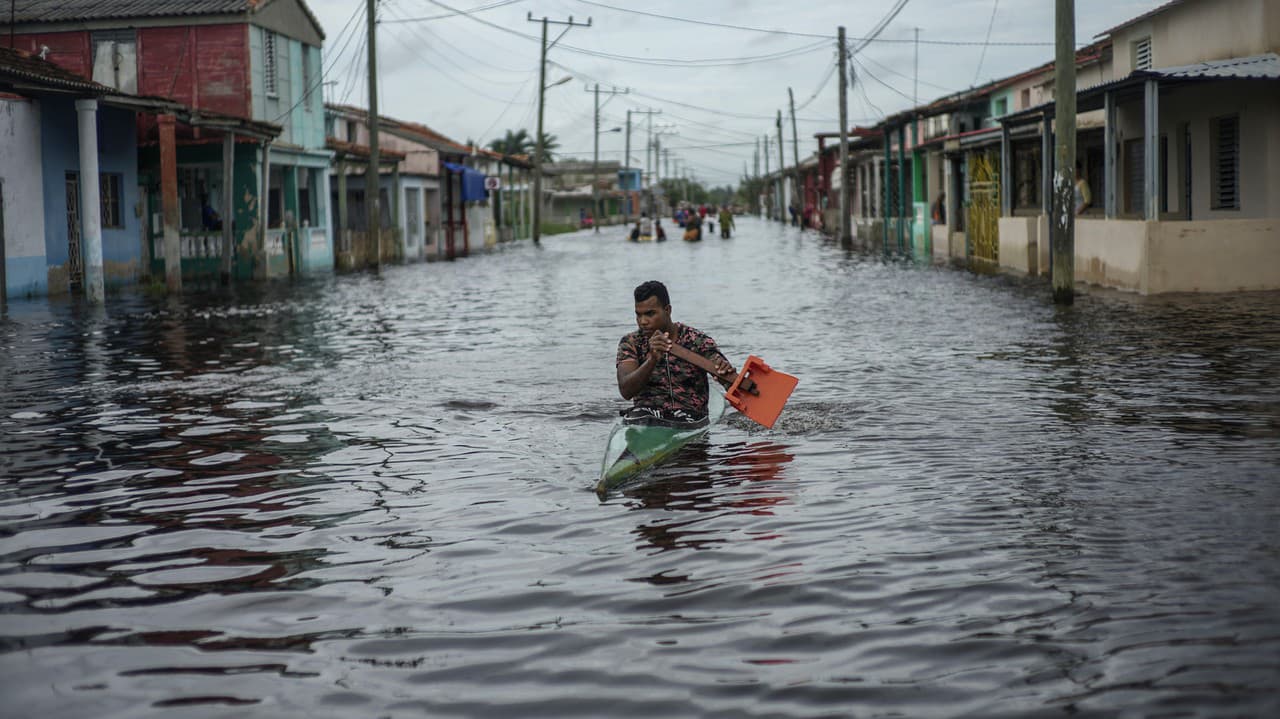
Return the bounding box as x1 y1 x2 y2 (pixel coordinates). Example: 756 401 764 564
5 0 324 38
6 1 254 23
0 44 111 93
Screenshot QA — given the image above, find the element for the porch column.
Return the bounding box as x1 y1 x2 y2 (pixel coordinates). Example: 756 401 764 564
1000 122 1012 217
221 131 235 284
73 99 104 303
336 158 348 257
883 135 891 228
1041 114 1052 215
1104 92 1117 218
157 112 181 294
897 124 907 252
392 161 402 259
1144 79 1160 221
259 142 270 280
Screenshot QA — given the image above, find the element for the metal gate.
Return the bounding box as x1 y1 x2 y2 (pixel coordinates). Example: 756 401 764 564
65 172 84 291
966 150 999 264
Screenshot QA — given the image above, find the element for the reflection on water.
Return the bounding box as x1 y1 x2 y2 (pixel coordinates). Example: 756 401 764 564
2 218 1280 717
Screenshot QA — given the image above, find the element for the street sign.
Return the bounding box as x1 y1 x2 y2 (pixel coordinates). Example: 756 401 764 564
484 176 501 190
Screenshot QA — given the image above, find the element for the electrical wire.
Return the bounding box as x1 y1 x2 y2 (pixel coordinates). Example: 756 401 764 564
382 0 527 24
973 0 1000 85
570 0 1056 46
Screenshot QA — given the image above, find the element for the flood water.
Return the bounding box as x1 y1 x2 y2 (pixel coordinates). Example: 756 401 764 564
3 217 1279 718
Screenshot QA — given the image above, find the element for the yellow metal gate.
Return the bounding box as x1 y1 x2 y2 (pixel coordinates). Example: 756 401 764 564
966 150 999 264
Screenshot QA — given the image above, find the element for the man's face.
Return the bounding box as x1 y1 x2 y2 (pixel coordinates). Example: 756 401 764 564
634 296 670 335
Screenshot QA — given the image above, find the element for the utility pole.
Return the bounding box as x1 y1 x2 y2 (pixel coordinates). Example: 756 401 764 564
529 12 591 245
763 133 771 219
625 109 632 222
366 0 381 268
1052 0 1076 303
776 109 786 224
588 83 628 232
630 107 661 215
789 87 801 220
837 26 853 243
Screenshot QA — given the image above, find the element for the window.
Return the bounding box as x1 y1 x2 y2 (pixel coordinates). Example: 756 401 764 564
1211 115 1239 210
264 30 278 97
99 173 123 228
1012 140 1040 213
994 97 1008 117
301 45 313 112
1020 88 1030 110
1132 36 1152 71
91 30 137 94
346 118 357 143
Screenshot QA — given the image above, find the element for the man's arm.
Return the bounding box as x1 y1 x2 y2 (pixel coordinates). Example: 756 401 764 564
617 331 673 399
617 357 658 399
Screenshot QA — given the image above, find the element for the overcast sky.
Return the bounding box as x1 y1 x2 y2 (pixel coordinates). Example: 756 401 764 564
311 0 1166 186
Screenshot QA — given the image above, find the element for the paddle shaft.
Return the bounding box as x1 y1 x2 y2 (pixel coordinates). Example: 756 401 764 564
667 343 758 395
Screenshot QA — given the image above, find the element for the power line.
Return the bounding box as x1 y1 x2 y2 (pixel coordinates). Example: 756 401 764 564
973 0 1000 85
381 0 527 24
570 0 1057 46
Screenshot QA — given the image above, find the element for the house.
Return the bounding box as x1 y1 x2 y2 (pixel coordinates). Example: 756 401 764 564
325 104 533 262
996 0 1280 292
542 160 627 228
1 45 278 302
5 0 334 284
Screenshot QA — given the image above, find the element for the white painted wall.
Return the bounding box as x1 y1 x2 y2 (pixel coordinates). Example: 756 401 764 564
1 97 48 296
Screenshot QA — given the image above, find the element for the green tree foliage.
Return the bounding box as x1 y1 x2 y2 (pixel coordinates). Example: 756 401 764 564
487 129 533 157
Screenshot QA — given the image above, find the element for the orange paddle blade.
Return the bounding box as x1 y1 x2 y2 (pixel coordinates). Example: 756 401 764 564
724 355 797 429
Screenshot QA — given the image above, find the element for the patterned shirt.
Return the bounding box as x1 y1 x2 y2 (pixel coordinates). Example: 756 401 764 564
616 323 727 417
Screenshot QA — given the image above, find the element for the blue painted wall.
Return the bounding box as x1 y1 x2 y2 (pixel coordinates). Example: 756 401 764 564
40 97 141 291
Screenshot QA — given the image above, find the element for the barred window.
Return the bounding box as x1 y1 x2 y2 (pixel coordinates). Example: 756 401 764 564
1211 115 1239 210
100 173 123 229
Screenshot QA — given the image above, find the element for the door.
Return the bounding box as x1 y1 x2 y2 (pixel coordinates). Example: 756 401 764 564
966 150 999 264
65 172 83 292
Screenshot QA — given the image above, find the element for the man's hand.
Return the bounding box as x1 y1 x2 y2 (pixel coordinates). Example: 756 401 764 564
647 331 674 362
712 356 736 382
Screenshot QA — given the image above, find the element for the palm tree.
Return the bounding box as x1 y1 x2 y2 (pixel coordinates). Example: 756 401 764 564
487 129 533 157
535 131 559 163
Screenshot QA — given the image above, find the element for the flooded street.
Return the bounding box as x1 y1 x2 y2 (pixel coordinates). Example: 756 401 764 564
3 217 1279 717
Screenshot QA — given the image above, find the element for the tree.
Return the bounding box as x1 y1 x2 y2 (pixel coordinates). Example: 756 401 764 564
535 131 559 163
487 129 533 157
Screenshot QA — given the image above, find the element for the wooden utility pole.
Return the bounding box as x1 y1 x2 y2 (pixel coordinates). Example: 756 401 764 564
366 0 380 268
1052 0 1076 304
630 107 661 214
588 84 629 232
789 87 801 219
837 26 852 243
529 12 591 244
763 134 771 219
776 110 786 224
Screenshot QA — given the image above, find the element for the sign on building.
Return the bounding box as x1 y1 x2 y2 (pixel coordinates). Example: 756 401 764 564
484 176 501 191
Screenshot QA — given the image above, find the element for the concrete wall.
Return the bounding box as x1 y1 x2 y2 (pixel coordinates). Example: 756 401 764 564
1147 219 1280 292
1074 218 1149 291
1 97 48 299
1111 0 1277 76
998 216 1038 275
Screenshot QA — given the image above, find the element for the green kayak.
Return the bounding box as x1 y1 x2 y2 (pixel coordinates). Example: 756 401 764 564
596 383 725 497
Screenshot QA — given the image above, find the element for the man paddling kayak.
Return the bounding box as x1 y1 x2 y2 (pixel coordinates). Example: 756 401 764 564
616 281 736 425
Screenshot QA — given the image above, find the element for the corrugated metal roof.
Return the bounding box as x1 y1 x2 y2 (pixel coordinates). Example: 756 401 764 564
5 0 253 23
1152 53 1280 80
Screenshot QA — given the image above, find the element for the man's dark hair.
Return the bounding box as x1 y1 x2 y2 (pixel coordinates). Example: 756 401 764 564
634 280 669 307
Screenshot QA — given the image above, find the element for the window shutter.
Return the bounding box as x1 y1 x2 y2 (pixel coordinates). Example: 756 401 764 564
1212 115 1239 210
264 31 278 96
1133 37 1152 71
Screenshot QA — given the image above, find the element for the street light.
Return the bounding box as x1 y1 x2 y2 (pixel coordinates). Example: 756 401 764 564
546 75 572 89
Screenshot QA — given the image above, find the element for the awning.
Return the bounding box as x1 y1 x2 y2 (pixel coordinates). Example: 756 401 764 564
443 161 489 202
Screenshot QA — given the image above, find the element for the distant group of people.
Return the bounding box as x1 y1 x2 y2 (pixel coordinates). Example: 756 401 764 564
627 203 739 242
786 203 824 231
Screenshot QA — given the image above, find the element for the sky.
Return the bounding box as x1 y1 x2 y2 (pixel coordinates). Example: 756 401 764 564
310 0 1168 187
